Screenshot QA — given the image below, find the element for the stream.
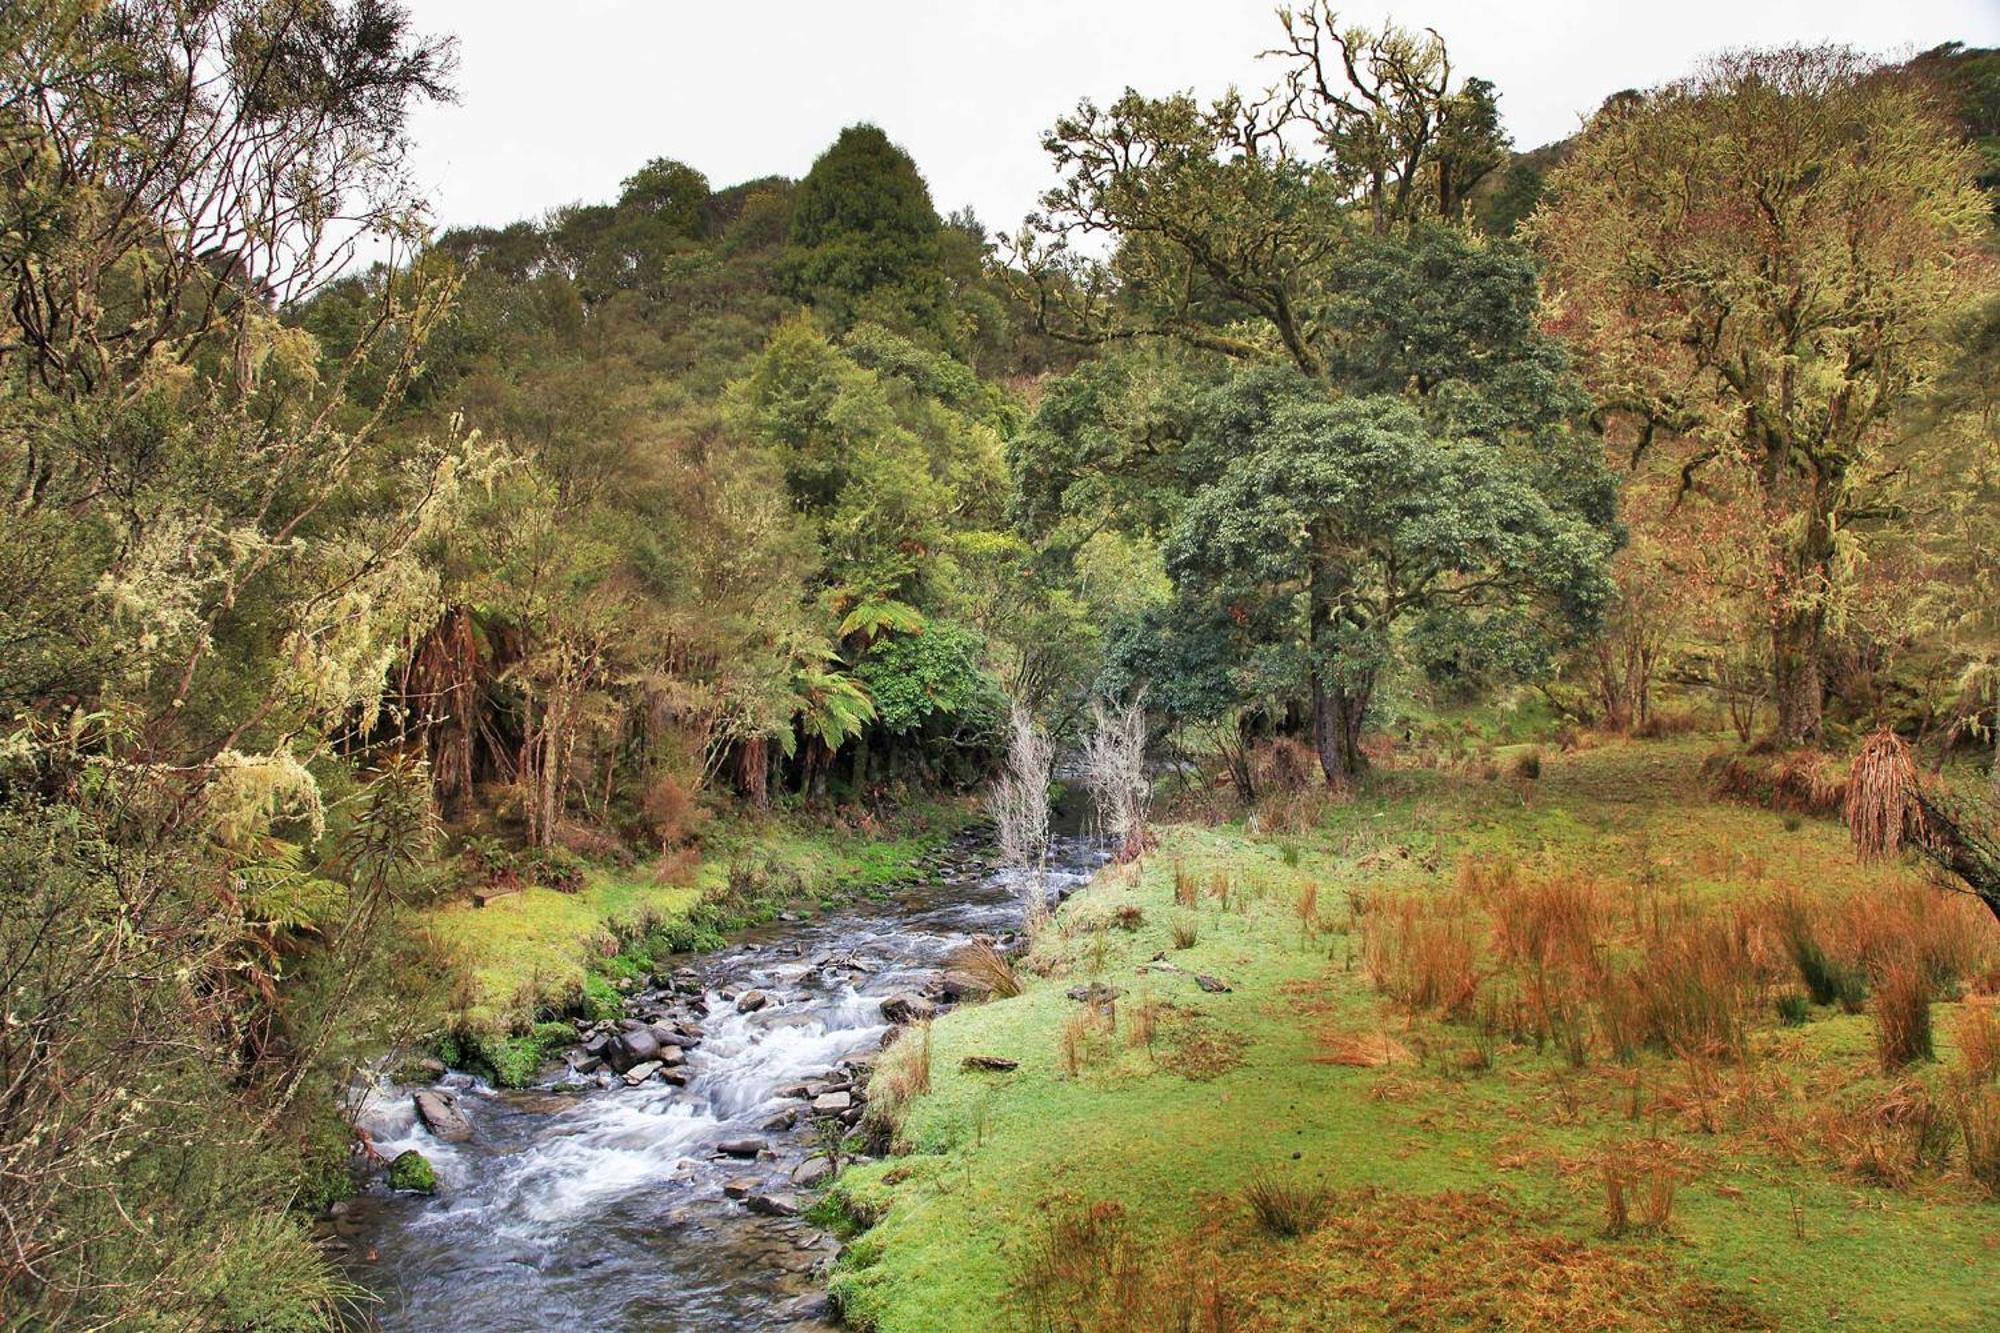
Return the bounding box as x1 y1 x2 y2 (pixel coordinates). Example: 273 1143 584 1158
339 831 1104 1331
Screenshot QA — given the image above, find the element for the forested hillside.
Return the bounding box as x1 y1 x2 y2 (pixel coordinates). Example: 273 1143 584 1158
0 1 1994 1328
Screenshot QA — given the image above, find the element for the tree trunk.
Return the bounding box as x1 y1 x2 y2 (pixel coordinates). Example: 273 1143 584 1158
1770 602 1826 747
1766 466 1834 747
1311 673 1372 783
738 736 769 810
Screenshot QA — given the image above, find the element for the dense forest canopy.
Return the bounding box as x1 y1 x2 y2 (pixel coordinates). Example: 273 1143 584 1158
0 0 1993 1325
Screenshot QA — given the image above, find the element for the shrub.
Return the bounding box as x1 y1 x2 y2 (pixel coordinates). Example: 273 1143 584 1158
1243 1168 1329 1237
1873 955 1934 1072
1513 749 1542 780
1169 912 1199 950
519 845 587 893
1774 990 1810 1027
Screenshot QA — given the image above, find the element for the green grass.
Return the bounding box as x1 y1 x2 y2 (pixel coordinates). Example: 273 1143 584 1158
423 804 971 1036
826 739 1999 1332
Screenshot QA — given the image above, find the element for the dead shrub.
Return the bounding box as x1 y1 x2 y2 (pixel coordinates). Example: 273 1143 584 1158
950 938 1024 999
1255 784 1340 835
1127 996 1159 1053
1243 1168 1331 1237
639 773 703 847
1295 881 1320 940
1872 953 1934 1072
1011 1199 1231 1333
1600 1144 1678 1236
1704 748 1846 815
1173 860 1197 909
1059 1008 1112 1079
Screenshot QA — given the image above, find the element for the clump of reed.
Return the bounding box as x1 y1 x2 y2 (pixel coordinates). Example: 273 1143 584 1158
949 938 1025 999
1242 1167 1330 1237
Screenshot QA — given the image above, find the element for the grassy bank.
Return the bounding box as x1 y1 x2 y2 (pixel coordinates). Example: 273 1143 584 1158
825 739 1999 1331
420 804 975 1045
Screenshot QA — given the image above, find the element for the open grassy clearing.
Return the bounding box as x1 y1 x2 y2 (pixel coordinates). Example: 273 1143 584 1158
825 738 2000 1331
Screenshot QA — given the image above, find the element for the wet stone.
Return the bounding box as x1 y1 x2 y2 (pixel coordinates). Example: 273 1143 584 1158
746 1192 801 1218
715 1138 765 1158
722 1178 760 1199
621 1061 662 1086
810 1091 852 1113
736 989 769 1013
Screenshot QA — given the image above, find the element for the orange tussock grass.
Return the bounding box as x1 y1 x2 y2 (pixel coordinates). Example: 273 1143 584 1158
1953 1002 1999 1084
1871 952 1935 1072
1363 893 1481 1018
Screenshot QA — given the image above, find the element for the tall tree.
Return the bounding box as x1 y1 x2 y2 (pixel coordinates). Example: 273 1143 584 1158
1527 47 1993 744
1014 4 1507 372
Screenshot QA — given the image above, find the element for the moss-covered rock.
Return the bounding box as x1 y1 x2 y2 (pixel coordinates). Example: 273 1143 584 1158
387 1149 436 1194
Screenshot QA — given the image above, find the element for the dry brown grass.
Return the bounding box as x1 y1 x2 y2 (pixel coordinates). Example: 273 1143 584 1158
865 1020 932 1144
1872 953 1935 1072
1953 1002 1999 1084
1172 859 1197 909
1363 893 1480 1018
1956 1085 2000 1198
949 938 1024 999
1312 1029 1414 1067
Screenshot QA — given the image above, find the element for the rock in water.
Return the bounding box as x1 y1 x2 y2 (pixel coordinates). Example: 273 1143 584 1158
621 1060 663 1086
736 989 769 1013
879 994 935 1024
605 1028 662 1073
387 1149 437 1194
810 1091 852 1113
715 1138 765 1158
412 1089 473 1143
791 1158 834 1189
746 1192 801 1217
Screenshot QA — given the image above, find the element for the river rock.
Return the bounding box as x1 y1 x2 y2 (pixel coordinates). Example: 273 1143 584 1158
715 1138 765 1158
723 1177 761 1199
387 1148 437 1194
660 1068 691 1087
776 1081 812 1100
746 1192 801 1217
413 1089 473 1143
760 1109 798 1133
736 989 770 1013
810 1090 852 1114
605 1028 662 1073
791 1157 834 1189
879 994 935 1024
621 1060 662 1086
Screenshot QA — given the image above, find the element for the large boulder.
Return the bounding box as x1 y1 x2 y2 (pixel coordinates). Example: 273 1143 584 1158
605 1028 663 1074
736 990 770 1014
413 1089 472 1143
387 1149 437 1194
879 994 935 1024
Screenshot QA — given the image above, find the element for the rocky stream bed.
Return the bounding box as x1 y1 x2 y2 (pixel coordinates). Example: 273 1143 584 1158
333 832 1104 1331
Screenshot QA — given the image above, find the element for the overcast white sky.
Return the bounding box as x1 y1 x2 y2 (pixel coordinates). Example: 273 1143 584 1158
399 1 2000 237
